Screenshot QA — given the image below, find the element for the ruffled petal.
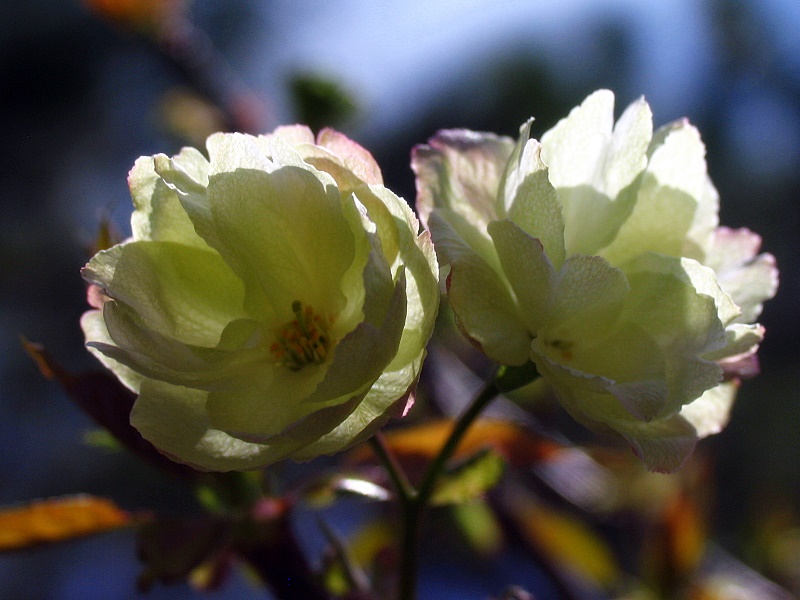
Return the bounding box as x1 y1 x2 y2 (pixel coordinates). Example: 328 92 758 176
82 240 246 347
129 380 302 472
206 165 356 322
205 275 407 440
679 381 738 438
129 151 210 248
503 138 567 269
429 212 530 365
541 90 646 255
622 255 725 413
601 123 709 263
703 227 779 323
412 129 514 231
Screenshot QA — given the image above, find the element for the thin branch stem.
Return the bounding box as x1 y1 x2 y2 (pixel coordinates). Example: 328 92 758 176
415 373 500 506
395 370 501 600
369 432 414 503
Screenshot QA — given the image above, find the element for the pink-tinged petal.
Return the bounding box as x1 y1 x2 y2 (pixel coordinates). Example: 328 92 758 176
720 353 760 380
704 227 778 323
86 284 110 310
316 128 384 185
412 129 514 230
705 226 764 270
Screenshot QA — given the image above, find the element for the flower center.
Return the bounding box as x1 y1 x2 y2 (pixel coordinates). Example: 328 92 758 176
546 338 574 361
270 301 332 370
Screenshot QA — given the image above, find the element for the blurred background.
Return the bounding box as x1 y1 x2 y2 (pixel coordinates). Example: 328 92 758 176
1 0 798 598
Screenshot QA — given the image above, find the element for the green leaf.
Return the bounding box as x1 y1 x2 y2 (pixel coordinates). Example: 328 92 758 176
290 72 358 132
451 500 504 556
431 449 505 506
82 429 122 451
510 496 622 587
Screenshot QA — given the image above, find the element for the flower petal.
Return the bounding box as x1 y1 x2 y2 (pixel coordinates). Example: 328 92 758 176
129 380 303 471
83 240 247 347
540 89 616 191
80 309 144 393
613 414 698 473
412 129 514 232
129 151 210 248
429 211 530 365
206 132 274 174
503 138 567 269
205 275 407 440
601 123 709 263
532 319 668 422
703 227 779 323
679 381 738 438
153 153 224 254
622 255 725 413
206 165 356 322
355 185 440 370
315 127 384 185
534 348 698 473
290 351 423 460
550 255 629 332
91 300 267 391
541 90 645 255
487 219 556 335
702 323 764 362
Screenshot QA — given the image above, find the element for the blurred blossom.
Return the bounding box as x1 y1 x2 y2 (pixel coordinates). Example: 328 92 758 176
82 0 186 31
81 126 439 471
413 90 777 472
157 88 228 147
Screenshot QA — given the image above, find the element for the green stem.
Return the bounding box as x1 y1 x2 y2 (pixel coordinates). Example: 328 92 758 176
369 433 414 503
394 371 501 600
415 373 500 506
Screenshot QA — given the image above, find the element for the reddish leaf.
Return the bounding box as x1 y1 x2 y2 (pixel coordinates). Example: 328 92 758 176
663 491 706 576
0 495 131 552
137 516 229 592
350 419 563 471
82 0 185 30
23 339 199 480
643 488 708 591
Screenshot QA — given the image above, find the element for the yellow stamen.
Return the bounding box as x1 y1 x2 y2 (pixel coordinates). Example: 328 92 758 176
270 301 332 370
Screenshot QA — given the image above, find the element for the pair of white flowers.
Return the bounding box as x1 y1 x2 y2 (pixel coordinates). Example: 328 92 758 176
82 90 776 473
